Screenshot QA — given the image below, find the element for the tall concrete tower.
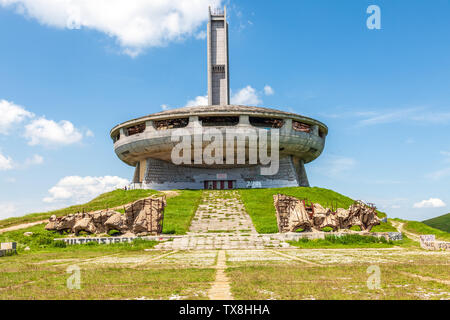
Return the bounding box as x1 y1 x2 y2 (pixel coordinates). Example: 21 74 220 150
207 6 230 106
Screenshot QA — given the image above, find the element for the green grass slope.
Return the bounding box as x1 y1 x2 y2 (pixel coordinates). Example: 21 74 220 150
0 189 161 229
422 213 450 233
239 187 390 234
393 218 450 242
162 190 203 235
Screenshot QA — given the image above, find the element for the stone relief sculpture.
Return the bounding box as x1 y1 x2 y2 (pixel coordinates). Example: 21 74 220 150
274 194 380 233
45 196 166 236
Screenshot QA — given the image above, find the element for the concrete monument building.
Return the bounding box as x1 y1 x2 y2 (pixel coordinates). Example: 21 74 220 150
110 7 328 190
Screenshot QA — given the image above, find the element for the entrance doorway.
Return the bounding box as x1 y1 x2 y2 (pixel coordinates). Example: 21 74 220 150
204 180 236 190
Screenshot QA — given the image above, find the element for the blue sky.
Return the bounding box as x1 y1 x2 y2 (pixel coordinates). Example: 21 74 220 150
0 0 449 221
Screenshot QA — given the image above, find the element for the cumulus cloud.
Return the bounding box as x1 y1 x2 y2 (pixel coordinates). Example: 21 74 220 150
0 99 34 134
43 175 129 204
185 95 208 107
231 86 262 105
263 85 274 96
0 0 222 57
24 117 84 146
0 152 14 171
185 85 269 107
161 104 171 111
413 198 446 209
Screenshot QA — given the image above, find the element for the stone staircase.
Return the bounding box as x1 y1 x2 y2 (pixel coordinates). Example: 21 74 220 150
154 190 290 250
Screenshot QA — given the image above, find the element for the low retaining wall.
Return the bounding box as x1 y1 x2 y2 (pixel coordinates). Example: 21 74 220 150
55 232 403 246
0 242 17 257
272 232 403 242
55 235 180 245
420 235 450 251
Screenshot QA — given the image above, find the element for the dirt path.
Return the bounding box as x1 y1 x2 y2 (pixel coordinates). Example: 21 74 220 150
390 220 420 241
0 220 48 234
400 272 450 285
208 250 233 300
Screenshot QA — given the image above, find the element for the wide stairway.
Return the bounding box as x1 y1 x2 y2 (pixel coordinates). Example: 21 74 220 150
155 190 290 250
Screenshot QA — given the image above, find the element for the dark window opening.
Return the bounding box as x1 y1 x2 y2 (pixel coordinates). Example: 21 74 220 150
293 121 311 133
154 118 189 130
250 117 284 129
126 123 146 136
113 133 120 143
200 116 239 127
212 65 226 73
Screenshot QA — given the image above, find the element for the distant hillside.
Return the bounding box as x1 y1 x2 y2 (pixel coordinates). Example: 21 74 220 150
423 213 450 233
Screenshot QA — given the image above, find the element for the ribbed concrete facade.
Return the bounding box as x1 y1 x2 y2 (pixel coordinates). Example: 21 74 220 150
137 156 308 190
208 7 229 106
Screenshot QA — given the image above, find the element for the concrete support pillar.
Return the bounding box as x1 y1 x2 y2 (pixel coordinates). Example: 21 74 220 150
293 157 310 187
239 115 250 125
120 128 126 137
311 125 319 136
132 163 140 183
281 119 293 134
144 120 156 132
188 116 200 127
139 159 147 183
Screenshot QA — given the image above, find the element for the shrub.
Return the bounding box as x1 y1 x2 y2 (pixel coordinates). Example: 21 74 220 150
108 229 121 237
35 233 54 246
51 240 67 248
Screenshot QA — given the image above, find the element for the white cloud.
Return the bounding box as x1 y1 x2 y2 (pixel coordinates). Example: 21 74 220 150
195 30 206 40
185 95 208 107
263 85 274 96
185 85 268 107
24 154 44 166
413 198 446 209
321 156 357 177
355 107 450 127
426 167 450 181
231 86 262 105
0 152 14 171
0 99 34 134
85 129 94 137
357 108 421 127
161 104 171 111
0 0 222 57
43 175 129 204
0 203 18 220
24 117 84 146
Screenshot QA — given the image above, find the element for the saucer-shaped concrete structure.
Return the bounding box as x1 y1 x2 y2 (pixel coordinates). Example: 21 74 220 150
110 105 327 190
110 7 328 190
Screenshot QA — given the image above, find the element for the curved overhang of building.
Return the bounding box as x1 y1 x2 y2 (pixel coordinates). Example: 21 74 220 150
110 105 328 138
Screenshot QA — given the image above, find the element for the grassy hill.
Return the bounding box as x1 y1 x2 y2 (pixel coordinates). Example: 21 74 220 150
422 213 450 233
0 189 161 229
239 187 392 234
